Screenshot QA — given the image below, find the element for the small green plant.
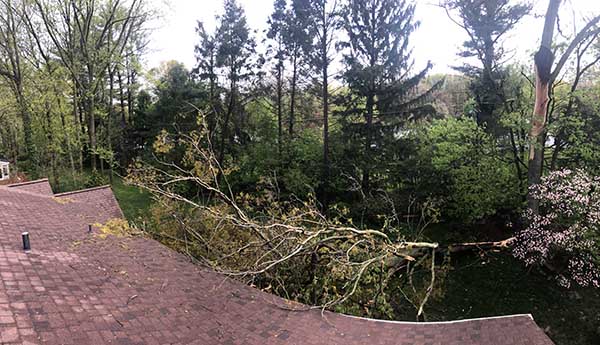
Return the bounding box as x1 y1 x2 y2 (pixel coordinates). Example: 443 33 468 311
85 170 109 188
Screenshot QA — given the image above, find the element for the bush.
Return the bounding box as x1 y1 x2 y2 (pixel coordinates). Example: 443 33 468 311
514 169 600 288
410 118 521 223
85 170 109 188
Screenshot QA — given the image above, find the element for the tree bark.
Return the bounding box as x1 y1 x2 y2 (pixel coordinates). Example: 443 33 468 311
321 41 330 210
218 79 236 166
276 50 283 157
118 68 127 170
108 66 115 183
289 50 298 137
527 0 560 214
362 92 374 193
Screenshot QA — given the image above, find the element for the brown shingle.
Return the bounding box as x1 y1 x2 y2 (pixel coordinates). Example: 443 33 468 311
0 185 555 345
6 179 54 196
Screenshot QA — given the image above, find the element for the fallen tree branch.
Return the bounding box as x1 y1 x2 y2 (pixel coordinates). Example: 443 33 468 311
448 237 516 253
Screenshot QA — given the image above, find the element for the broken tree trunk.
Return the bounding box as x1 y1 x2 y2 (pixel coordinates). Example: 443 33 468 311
447 237 515 253
388 237 517 267
527 0 561 215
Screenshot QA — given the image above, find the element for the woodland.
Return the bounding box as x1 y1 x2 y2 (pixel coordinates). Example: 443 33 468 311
1 0 600 344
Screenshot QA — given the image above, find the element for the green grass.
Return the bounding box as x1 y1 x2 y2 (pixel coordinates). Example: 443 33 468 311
49 170 153 222
394 224 600 345
111 176 153 222
420 252 599 345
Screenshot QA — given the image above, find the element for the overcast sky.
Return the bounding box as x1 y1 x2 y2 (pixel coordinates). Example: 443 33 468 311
145 0 600 75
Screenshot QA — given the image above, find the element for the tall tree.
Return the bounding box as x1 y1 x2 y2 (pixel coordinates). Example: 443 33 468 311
215 0 256 165
442 0 531 132
267 0 287 156
295 0 340 208
442 0 531 190
194 21 220 138
340 0 436 192
0 0 36 170
286 1 310 136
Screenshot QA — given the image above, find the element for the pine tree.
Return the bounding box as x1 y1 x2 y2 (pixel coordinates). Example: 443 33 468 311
443 0 531 133
215 0 256 165
340 0 437 192
194 22 220 137
267 0 288 155
294 0 340 209
286 0 311 136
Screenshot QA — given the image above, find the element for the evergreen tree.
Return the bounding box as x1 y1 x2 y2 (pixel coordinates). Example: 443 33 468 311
215 0 256 165
340 0 437 192
194 22 220 138
286 0 311 136
294 0 341 208
267 0 288 155
443 0 531 132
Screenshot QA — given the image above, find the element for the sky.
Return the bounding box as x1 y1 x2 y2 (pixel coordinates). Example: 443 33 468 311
145 0 600 75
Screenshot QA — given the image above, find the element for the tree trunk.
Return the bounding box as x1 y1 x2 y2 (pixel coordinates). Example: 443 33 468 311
509 128 524 193
108 66 115 184
289 51 298 137
276 55 283 157
527 0 561 214
218 82 236 166
118 69 127 170
362 93 374 193
16 91 35 169
321 45 330 210
72 84 84 173
88 92 97 171
127 60 135 122
44 105 59 189
85 62 98 171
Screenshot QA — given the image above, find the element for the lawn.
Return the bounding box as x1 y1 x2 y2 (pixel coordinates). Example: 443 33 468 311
391 223 600 345
50 170 153 222
111 176 153 222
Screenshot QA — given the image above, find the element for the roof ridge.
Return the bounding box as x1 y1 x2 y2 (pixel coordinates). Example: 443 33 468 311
339 313 534 325
0 185 55 199
6 178 50 188
54 185 112 197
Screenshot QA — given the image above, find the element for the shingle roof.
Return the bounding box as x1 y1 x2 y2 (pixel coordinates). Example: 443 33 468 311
54 186 124 219
6 179 54 196
0 183 555 345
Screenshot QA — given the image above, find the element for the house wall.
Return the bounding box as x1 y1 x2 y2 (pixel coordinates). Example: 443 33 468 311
0 162 9 181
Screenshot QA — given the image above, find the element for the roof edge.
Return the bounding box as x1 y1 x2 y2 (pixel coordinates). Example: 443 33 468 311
54 185 112 197
7 178 50 188
338 313 534 325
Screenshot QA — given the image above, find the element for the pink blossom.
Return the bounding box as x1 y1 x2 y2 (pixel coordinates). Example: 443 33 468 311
514 169 600 288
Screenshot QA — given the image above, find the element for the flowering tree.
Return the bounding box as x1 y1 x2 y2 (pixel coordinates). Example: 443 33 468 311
514 169 600 288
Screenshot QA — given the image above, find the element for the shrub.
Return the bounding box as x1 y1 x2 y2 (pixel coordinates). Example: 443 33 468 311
514 169 600 288
411 118 521 223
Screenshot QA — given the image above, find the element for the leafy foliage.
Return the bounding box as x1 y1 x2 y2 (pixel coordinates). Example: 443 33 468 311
411 118 520 222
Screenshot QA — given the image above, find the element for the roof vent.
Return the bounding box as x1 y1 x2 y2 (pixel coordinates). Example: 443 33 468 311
22 232 31 251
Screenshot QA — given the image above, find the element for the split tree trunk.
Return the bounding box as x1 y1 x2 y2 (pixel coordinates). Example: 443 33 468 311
527 0 561 214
